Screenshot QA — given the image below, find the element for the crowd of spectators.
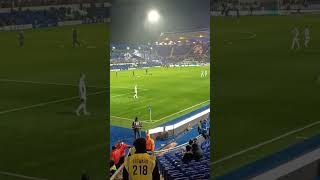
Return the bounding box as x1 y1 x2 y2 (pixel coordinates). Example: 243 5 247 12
0 0 109 9
0 4 108 27
182 138 204 163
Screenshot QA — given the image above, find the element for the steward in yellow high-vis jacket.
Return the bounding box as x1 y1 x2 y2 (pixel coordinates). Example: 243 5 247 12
123 138 160 180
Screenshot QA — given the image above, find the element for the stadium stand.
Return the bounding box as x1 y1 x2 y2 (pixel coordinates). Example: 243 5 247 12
110 29 209 70
0 0 110 8
157 139 210 180
0 0 110 27
212 0 320 16
110 106 211 180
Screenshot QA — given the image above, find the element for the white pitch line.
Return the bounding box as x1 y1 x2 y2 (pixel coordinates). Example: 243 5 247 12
110 115 153 124
240 32 257 40
111 92 132 98
0 78 106 89
0 171 48 180
111 86 149 91
111 100 210 124
158 100 210 121
210 120 320 166
0 90 106 115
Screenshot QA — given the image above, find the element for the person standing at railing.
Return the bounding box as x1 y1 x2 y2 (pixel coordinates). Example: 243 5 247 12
123 138 160 180
132 117 142 139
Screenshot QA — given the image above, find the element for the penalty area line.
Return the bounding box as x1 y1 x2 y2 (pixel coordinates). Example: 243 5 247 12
0 171 48 180
210 120 320 166
0 90 107 115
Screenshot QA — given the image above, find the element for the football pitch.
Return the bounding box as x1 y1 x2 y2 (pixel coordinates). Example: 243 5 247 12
212 15 320 177
110 66 210 130
0 24 108 180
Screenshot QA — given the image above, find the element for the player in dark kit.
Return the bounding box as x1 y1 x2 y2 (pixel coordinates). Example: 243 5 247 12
72 28 80 48
18 31 24 47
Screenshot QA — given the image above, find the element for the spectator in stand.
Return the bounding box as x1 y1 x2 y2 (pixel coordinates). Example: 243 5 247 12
123 138 160 180
201 119 209 139
145 133 155 151
110 160 117 177
182 145 193 163
197 120 203 135
116 141 129 166
189 139 195 147
110 146 121 168
192 143 203 161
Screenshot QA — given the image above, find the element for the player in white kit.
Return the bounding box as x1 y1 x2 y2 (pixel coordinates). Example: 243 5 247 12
291 27 300 50
201 70 204 78
76 73 89 116
304 26 310 48
133 84 138 99
204 70 208 77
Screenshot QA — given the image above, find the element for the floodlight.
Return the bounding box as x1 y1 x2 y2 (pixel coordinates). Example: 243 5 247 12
147 10 160 23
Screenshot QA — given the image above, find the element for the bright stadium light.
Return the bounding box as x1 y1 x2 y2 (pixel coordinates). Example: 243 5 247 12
147 10 160 24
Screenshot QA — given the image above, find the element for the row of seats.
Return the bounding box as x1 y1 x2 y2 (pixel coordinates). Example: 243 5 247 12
0 7 109 26
157 140 210 180
0 0 109 8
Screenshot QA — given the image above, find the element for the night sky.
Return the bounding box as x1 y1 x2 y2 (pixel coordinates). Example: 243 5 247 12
111 0 210 42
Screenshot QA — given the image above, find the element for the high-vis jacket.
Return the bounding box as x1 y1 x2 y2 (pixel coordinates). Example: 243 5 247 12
123 153 159 180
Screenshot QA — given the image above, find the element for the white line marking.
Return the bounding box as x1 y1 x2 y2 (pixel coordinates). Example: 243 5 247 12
0 171 48 180
111 86 149 91
158 100 210 121
111 100 210 123
0 78 106 89
110 115 153 124
240 32 257 40
0 90 106 115
111 92 132 98
211 120 320 166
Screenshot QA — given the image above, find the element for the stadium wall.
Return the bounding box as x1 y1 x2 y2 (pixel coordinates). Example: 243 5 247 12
148 105 210 141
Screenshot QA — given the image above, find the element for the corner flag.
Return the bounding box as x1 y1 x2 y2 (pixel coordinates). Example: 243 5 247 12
148 106 152 122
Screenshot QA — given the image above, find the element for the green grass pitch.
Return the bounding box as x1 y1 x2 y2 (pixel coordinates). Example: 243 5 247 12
0 23 108 180
212 15 320 177
110 66 210 130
